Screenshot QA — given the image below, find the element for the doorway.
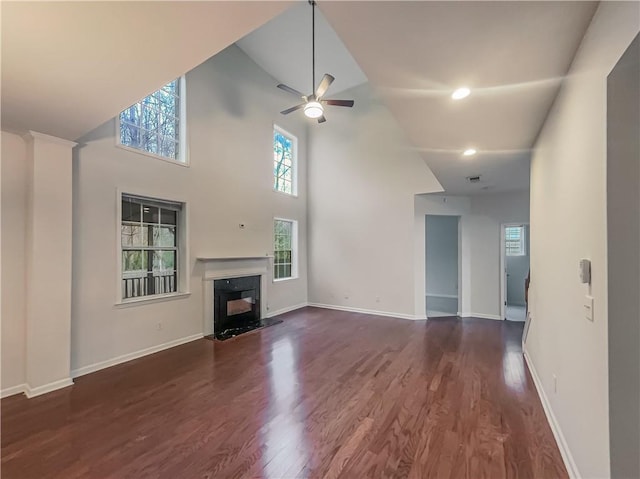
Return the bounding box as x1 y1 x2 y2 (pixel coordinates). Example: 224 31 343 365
501 223 530 321
425 215 460 318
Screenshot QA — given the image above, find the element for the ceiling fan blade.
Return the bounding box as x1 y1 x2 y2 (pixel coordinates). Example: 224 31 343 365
280 103 305 115
317 115 327 124
277 83 305 98
315 74 335 99
322 99 354 108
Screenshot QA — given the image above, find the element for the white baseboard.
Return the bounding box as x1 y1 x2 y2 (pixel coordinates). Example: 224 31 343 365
265 302 308 318
308 302 418 320
25 377 74 398
523 349 580 479
1 383 27 399
460 312 503 320
71 333 204 379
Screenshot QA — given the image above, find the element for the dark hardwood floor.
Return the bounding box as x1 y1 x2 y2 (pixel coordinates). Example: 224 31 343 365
1 307 567 479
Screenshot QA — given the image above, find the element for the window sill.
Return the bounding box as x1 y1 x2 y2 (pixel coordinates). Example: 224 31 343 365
273 276 298 283
273 189 299 199
116 292 191 308
115 143 190 168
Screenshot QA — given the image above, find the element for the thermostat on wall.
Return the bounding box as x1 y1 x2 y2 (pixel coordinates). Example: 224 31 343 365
579 259 591 284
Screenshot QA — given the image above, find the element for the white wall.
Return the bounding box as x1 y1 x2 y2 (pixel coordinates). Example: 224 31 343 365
307 83 443 319
1 131 27 393
71 45 308 373
526 3 639 478
415 191 530 320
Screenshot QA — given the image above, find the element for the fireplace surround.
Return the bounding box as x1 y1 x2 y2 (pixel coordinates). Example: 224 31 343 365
198 256 282 340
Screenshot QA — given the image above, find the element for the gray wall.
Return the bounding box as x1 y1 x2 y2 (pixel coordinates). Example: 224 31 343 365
71 45 309 373
425 215 459 315
506 225 530 306
607 33 639 479
307 83 443 318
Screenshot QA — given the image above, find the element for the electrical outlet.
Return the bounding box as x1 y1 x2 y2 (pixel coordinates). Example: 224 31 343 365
553 374 558 393
375 296 380 303
156 322 162 331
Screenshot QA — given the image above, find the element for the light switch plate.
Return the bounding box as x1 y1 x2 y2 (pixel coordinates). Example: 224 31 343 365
584 295 594 321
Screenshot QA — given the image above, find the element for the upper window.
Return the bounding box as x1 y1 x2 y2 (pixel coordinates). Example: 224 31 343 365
273 126 297 195
121 195 182 300
119 77 186 162
274 218 297 280
505 225 527 256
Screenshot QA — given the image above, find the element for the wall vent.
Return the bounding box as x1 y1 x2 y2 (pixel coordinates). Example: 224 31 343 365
466 175 482 183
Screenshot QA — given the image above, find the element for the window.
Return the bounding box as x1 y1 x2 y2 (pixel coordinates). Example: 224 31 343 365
505 225 527 256
121 195 182 300
274 219 297 280
273 126 297 195
118 77 186 162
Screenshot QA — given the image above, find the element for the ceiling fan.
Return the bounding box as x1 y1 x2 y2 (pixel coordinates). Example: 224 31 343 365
277 0 354 124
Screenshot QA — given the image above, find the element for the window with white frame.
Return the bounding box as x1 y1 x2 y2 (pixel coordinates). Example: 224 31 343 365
121 195 183 300
274 219 297 280
273 126 297 195
119 77 186 162
505 225 527 256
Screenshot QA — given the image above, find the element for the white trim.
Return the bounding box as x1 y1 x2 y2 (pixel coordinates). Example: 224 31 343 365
24 378 74 398
273 217 298 281
24 130 78 148
116 188 190 305
115 292 191 307
308 303 419 321
203 266 268 282
1 384 27 399
523 349 580 479
115 76 189 166
197 256 273 261
460 312 503 320
500 222 530 321
273 124 298 197
201 265 269 336
265 302 308 318
71 333 203 379
426 293 459 299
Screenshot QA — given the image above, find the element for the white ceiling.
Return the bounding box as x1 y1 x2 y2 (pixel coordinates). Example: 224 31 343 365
1 1 293 140
314 1 598 195
236 3 367 97
1 1 598 195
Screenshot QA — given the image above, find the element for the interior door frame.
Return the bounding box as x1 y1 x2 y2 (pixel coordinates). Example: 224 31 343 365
500 222 530 321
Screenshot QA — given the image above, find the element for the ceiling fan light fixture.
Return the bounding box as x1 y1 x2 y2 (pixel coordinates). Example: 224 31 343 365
304 101 324 119
452 87 471 100
463 148 477 156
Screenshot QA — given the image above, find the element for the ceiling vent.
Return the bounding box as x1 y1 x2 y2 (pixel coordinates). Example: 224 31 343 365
466 175 482 183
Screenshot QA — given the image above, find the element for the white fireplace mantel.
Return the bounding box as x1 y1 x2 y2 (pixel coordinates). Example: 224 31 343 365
197 255 273 261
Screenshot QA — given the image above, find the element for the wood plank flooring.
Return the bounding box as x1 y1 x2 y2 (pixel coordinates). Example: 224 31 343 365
1 307 567 478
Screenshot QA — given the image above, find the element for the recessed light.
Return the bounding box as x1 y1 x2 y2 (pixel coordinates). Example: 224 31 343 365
463 148 477 156
451 87 471 100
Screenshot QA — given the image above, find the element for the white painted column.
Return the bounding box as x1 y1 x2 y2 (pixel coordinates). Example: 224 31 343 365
23 131 76 397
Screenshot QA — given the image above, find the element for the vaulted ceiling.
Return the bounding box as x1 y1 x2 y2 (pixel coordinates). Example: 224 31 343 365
1 1 293 140
1 1 598 195
318 1 598 194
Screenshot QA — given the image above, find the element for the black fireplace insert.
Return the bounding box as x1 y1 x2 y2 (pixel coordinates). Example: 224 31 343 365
212 275 283 341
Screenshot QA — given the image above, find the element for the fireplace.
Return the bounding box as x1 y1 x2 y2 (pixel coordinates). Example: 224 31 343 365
214 275 261 340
